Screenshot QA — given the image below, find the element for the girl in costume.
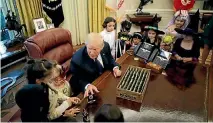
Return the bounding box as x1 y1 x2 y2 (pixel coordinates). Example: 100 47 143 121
143 25 165 49
166 28 200 88
165 10 190 39
115 20 132 59
131 32 143 48
100 17 117 58
16 59 80 122
162 10 190 51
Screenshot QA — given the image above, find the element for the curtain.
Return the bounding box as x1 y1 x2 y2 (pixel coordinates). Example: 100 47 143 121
61 0 89 45
16 0 43 36
88 0 110 33
1 0 21 41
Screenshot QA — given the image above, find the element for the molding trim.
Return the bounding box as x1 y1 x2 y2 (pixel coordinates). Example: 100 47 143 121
125 9 213 14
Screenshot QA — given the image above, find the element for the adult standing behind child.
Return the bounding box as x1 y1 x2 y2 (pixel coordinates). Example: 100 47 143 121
100 17 117 58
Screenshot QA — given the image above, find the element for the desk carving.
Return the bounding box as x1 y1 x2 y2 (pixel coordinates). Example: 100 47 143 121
116 65 151 103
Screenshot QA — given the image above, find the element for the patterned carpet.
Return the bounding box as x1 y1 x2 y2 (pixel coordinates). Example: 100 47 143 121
1 76 26 122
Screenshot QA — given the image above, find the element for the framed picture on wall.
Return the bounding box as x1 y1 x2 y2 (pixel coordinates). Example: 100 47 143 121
46 24 55 29
33 18 47 33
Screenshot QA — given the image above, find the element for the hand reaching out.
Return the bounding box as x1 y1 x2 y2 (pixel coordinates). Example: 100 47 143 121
63 108 80 117
84 84 99 98
67 97 81 105
113 67 122 78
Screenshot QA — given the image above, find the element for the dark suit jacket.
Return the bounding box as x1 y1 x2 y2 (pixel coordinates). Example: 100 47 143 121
70 42 119 95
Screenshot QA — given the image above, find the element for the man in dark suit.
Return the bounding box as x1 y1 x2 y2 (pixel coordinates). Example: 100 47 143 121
70 33 122 97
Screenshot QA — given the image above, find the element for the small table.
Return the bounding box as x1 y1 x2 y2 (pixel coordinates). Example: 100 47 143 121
127 14 162 32
75 53 210 122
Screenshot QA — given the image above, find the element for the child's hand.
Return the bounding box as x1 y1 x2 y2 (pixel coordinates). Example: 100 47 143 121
67 97 81 105
63 108 80 117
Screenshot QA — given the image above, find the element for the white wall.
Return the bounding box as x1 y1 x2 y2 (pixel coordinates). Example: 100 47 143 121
115 0 211 33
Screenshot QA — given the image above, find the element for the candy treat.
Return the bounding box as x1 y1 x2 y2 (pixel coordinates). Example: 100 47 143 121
133 69 143 92
123 71 132 89
88 93 96 104
137 71 147 92
126 70 136 90
116 65 151 103
119 70 130 89
136 70 144 92
83 109 90 122
129 69 139 91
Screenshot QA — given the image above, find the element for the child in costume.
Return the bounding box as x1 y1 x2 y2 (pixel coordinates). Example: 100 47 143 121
143 25 165 49
160 35 174 51
16 59 80 122
166 28 200 88
116 20 132 58
131 32 143 49
165 10 190 40
100 17 116 58
163 10 190 51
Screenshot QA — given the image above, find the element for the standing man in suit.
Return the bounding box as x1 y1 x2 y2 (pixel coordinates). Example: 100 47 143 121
70 33 122 97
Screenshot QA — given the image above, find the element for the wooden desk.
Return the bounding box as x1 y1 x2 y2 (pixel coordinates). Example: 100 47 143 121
75 53 210 122
127 14 162 32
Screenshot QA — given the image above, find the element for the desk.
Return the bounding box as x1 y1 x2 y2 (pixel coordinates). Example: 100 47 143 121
75 53 210 122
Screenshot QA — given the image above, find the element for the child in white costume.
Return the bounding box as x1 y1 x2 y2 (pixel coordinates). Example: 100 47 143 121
100 17 117 58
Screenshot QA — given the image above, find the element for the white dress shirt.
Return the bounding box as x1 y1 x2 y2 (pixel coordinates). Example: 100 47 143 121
100 29 116 57
85 54 118 90
97 54 104 67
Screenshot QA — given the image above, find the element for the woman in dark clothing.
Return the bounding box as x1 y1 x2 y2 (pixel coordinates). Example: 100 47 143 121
166 28 200 87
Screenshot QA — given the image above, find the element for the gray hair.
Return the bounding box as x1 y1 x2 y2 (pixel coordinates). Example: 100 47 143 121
85 33 104 48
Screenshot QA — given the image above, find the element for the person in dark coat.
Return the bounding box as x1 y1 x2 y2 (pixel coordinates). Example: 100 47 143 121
69 33 122 97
